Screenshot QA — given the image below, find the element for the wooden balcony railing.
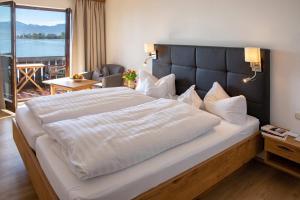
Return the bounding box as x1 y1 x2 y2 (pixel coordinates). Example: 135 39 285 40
16 56 67 85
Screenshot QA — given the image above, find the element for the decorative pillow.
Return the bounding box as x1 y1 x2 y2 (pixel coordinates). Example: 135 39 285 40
177 85 203 109
204 82 229 102
136 70 176 97
101 66 110 77
135 70 158 92
204 82 247 125
144 78 169 98
155 74 176 96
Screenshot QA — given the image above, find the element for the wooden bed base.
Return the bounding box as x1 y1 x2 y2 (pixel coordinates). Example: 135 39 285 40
13 118 263 200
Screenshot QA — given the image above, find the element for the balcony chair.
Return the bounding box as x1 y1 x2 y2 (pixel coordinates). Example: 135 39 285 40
83 64 125 88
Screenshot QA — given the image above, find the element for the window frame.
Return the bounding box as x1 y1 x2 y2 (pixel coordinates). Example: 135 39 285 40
15 5 71 76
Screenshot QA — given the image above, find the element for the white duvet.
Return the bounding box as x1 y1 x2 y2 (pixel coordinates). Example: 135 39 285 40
25 87 154 124
44 99 221 180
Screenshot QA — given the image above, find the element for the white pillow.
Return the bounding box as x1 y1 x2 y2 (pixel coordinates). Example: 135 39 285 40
204 82 247 125
204 82 229 102
135 70 158 92
144 78 169 98
156 74 176 96
177 85 203 109
136 70 176 97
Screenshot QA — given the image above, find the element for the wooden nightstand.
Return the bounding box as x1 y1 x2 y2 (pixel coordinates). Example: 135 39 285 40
264 135 300 178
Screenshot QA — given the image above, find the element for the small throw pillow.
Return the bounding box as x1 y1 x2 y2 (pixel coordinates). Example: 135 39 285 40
101 66 110 77
136 70 176 98
204 82 247 125
135 70 158 92
204 82 229 102
144 78 169 98
177 85 203 109
155 74 176 96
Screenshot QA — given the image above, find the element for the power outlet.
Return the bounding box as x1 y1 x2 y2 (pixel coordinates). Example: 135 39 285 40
296 113 300 120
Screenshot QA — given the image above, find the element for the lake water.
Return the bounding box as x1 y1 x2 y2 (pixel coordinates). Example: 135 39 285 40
0 38 65 57
17 39 65 57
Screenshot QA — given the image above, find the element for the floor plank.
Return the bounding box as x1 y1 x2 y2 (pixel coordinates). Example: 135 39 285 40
199 160 300 200
0 117 38 200
1 117 300 200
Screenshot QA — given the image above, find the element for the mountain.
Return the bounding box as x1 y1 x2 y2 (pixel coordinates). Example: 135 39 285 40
16 21 65 35
0 21 65 36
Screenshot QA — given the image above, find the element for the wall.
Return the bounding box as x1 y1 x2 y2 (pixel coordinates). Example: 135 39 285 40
0 0 73 9
106 0 300 132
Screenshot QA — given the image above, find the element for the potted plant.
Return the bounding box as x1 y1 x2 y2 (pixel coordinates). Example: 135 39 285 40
123 69 137 89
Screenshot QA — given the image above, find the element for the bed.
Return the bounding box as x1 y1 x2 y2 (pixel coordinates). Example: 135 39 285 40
15 87 155 150
13 44 270 200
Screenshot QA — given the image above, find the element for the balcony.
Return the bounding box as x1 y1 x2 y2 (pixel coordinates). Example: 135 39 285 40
16 56 67 101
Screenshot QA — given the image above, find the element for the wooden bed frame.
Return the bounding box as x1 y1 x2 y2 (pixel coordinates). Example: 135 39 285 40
13 118 263 200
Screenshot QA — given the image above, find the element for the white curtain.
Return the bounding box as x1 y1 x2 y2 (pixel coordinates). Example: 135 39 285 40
72 0 106 74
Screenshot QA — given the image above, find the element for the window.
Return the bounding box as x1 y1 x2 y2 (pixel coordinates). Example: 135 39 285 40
16 8 66 58
15 6 71 80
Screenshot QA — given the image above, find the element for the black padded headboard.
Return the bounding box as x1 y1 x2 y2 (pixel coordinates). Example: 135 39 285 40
153 44 270 125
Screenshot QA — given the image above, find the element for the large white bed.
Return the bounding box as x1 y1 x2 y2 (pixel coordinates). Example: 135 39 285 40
35 116 258 200
15 87 154 150
16 105 44 149
13 44 269 200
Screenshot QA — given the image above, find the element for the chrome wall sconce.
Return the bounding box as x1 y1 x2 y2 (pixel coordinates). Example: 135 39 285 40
243 47 262 83
144 43 157 65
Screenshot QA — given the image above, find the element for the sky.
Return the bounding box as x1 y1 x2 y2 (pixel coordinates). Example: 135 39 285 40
0 6 11 23
16 8 66 26
0 7 65 26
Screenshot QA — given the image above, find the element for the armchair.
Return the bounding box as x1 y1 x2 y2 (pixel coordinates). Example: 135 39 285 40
83 64 125 88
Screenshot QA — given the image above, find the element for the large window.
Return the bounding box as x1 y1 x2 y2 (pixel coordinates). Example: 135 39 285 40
16 8 66 58
0 2 71 110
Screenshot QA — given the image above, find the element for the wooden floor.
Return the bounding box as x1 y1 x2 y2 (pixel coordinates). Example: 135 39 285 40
0 117 38 200
1 117 300 200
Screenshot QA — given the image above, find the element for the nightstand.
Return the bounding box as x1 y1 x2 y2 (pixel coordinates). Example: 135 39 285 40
264 135 300 178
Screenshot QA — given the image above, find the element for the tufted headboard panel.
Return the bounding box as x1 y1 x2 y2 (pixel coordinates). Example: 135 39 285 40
152 44 270 125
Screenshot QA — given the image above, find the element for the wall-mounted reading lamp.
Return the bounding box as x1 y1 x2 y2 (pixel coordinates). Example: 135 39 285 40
144 43 157 65
243 47 262 83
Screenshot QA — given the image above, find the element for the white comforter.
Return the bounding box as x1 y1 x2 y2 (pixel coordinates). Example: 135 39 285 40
44 99 221 180
25 87 154 124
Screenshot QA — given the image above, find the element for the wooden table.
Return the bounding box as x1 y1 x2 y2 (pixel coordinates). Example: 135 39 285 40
17 63 45 93
43 77 98 95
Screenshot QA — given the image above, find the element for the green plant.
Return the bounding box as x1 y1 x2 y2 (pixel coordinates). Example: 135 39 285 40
123 69 137 81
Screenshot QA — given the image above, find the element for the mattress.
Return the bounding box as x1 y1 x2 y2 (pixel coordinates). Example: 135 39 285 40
15 104 45 149
36 115 259 200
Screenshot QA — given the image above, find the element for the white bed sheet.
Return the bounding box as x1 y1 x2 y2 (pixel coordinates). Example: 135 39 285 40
36 115 259 200
15 104 45 149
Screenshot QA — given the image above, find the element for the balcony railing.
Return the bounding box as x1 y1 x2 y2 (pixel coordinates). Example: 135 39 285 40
16 56 66 84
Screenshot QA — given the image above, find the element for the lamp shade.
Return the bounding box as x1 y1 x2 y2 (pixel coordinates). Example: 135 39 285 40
244 47 261 63
144 43 155 53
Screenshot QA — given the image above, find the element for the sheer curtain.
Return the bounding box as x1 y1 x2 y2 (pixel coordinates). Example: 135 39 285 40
72 0 106 74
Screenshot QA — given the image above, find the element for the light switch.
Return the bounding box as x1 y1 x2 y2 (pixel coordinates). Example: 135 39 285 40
296 113 300 120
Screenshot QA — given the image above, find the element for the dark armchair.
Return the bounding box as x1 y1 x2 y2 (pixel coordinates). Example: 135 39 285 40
83 64 125 88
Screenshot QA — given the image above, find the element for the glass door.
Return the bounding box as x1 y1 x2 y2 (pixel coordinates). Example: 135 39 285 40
0 1 17 111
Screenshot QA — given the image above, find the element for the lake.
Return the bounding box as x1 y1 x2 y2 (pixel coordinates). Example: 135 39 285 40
0 38 65 57
17 39 65 57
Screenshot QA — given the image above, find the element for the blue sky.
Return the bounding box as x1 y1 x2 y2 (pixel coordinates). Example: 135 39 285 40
16 8 65 26
0 6 11 22
0 7 65 26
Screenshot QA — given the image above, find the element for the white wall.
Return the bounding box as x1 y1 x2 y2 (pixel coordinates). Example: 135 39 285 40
106 0 300 132
0 0 73 9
